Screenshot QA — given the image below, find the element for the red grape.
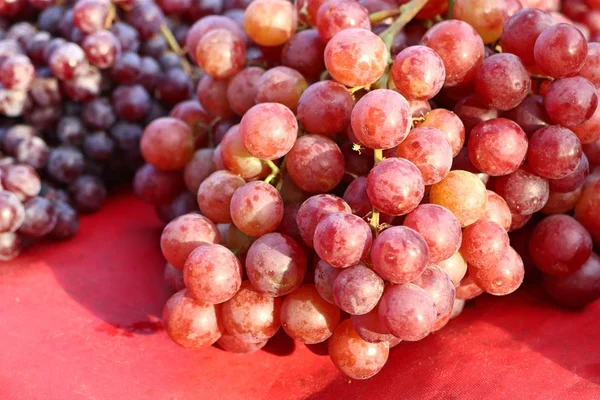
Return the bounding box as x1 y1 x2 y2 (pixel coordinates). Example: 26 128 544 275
332 264 384 315
391 45 445 101
453 0 511 43
296 194 351 248
544 77 598 127
184 149 214 194
461 220 510 269
413 265 456 319
474 53 530 111
543 252 600 308
495 166 549 215
226 66 264 116
533 23 587 78
417 108 465 156
575 179 600 243
140 117 194 171
351 309 396 344
281 29 325 81
314 259 341 304
254 66 307 113
230 181 284 237
500 8 555 66
196 28 246 79
217 333 268 353
483 190 512 231
197 75 235 118
579 42 600 89
220 125 269 181
527 126 583 180
502 94 550 136
470 246 525 295
316 0 370 43
379 283 436 341
297 80 353 137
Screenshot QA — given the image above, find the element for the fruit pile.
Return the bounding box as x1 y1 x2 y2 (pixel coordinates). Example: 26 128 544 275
0 0 201 259
141 0 600 380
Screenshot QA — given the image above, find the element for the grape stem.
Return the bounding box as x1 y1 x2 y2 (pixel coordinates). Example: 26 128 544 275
369 8 402 24
264 159 280 185
447 0 455 19
160 23 193 76
104 3 116 29
378 0 430 51
370 149 384 232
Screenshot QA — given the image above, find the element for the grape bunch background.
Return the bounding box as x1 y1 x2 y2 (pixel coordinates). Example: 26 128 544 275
1 0 600 382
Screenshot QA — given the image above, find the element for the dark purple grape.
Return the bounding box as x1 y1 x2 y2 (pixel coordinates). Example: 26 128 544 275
26 32 52 65
6 22 37 47
3 124 36 155
140 34 167 58
112 84 151 121
133 163 184 205
39 182 70 203
126 1 165 39
18 196 57 238
49 201 79 240
29 74 62 107
81 97 116 130
109 121 142 152
158 51 183 70
24 103 62 132
68 175 107 213
15 136 50 169
49 43 87 80
155 68 192 106
138 56 161 91
46 146 85 184
60 65 102 102
110 22 140 53
57 116 85 145
83 131 115 160
38 6 66 35
110 51 142 85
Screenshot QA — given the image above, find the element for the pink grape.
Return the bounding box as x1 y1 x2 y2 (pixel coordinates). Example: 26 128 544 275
316 0 370 43
313 212 372 269
246 232 307 296
533 23 587 78
544 77 598 127
470 246 525 296
453 0 512 43
483 190 513 231
391 45 446 101
239 103 298 160
371 226 429 284
579 42 600 89
343 176 371 218
296 194 351 248
226 66 264 116
502 94 550 136
314 259 341 304
230 181 284 237
297 80 353 137
281 29 326 81
184 243 242 304
418 108 465 156
378 283 436 341
474 53 531 111
571 102 600 145
403 204 462 264
413 265 456 319
500 8 555 66
197 170 245 224
286 134 345 194
495 166 549 215
461 220 510 269
366 158 424 216
549 155 589 193
456 273 484 300
527 126 583 180
280 284 340 344
220 125 269 181
332 264 384 315
351 309 396 344
254 66 308 113
195 28 246 79
350 89 411 150
437 251 468 286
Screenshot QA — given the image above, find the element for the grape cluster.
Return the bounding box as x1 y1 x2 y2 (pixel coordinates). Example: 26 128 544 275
0 0 207 259
138 0 600 380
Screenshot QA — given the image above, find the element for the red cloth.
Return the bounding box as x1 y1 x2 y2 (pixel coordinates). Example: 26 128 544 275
0 193 598 400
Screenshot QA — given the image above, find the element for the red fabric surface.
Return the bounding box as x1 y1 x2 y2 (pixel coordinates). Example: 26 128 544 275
0 192 599 400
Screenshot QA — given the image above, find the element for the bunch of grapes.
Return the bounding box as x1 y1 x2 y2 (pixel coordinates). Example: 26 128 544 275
0 0 207 259
132 0 600 380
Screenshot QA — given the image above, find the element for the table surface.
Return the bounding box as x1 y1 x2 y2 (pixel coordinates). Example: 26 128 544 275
1 193 599 400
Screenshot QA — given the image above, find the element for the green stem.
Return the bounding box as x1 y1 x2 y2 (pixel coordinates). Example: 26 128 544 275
379 0 430 52
369 8 402 24
447 0 455 19
264 159 280 185
160 23 192 76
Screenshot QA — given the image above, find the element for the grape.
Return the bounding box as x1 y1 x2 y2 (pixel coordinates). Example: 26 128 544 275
574 179 600 243
332 264 383 315
73 0 108 34
474 54 530 111
455 273 484 300
316 0 370 43
163 289 224 348
230 181 284 237
60 65 102 102
533 23 587 78
366 158 424 216
437 251 468 287
50 201 79 240
219 125 270 181
211 145 225 171
243 0 296 46
196 75 233 117
246 232 307 296
160 213 220 270
226 66 264 116
238 103 297 160
297 80 353 137
324 28 388 88
503 94 550 136
281 29 325 81
296 0 328 26
371 226 429 284
413 266 456 320
453 94 499 135
350 89 411 150
140 117 194 171
155 68 193 107
471 246 525 296
0 54 34 90
69 175 106 213
417 108 465 156
509 212 532 232
579 42 600 89
584 138 600 166
280 284 340 344
111 52 142 85
453 0 511 43
0 190 24 232
110 22 139 53
156 192 200 224
112 84 151 122
495 166 549 215
530 215 592 276
133 163 184 206
15 137 49 169
49 43 86 80
2 124 35 156
286 134 345 194
217 333 268 353
196 28 246 79
328 319 389 380
313 212 372 269
0 232 22 261
396 127 452 185
571 102 600 145
351 309 396 344
184 243 242 304
296 194 351 248
221 281 282 343
403 204 462 264
255 66 307 113
197 170 245 224
500 8 555 66
542 188 583 215
343 176 371 217
420 20 484 87
527 126 583 180
461 220 510 269
483 190 512 231
543 252 600 308
549 154 589 194
126 1 164 39
468 118 528 176
18 196 57 238
186 16 246 62
2 164 41 202
429 170 487 227
391 45 445 101
81 98 115 132
314 259 341 304
277 203 302 242
169 100 211 148
184 149 214 194
544 77 598 127
379 283 435 341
